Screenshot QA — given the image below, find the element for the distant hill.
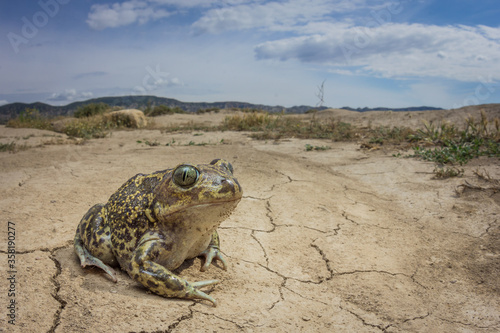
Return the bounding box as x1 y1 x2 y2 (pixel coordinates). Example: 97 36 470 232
340 106 443 112
0 95 446 124
0 95 328 123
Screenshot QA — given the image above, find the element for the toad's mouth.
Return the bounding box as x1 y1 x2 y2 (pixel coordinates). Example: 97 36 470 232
154 197 242 218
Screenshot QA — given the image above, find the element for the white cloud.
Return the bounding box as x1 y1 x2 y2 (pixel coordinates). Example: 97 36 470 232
131 65 183 94
48 89 93 103
150 0 255 7
81 91 94 98
87 0 171 30
85 0 375 32
255 23 500 82
48 89 77 102
0 100 8 106
191 0 368 34
478 25 500 40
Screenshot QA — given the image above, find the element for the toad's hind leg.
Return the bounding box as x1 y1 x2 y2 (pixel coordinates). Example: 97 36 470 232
74 203 118 282
130 233 220 307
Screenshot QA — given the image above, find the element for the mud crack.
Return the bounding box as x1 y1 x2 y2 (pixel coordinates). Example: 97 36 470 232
127 305 194 333
251 232 269 266
310 242 334 282
0 242 72 255
264 200 277 232
480 219 498 237
47 251 67 333
269 277 286 310
248 199 276 266
343 185 393 202
269 170 294 192
341 306 388 332
402 312 431 324
439 317 500 330
165 305 194 333
341 304 432 332
282 285 330 306
205 313 245 331
341 210 391 230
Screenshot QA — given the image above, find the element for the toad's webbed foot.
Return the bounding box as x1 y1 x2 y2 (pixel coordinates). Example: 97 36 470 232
199 246 227 272
74 232 117 282
199 230 227 271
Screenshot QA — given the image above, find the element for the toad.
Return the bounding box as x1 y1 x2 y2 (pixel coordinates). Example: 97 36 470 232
74 159 242 306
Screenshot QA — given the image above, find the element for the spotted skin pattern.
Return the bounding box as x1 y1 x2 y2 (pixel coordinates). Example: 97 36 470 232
74 159 242 306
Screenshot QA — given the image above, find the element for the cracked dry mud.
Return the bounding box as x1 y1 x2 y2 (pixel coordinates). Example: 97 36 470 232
1 109 500 332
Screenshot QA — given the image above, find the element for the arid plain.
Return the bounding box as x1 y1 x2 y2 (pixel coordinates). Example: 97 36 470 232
1 106 499 332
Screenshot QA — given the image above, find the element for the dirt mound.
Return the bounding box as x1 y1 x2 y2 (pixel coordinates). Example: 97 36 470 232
104 109 148 128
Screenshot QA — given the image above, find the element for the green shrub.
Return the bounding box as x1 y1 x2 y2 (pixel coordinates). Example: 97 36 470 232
0 142 29 153
74 103 109 118
0 142 16 152
433 166 464 179
196 107 220 114
369 126 415 144
145 105 185 117
222 112 273 131
62 116 110 139
408 121 457 143
6 108 52 130
305 144 331 151
408 112 500 177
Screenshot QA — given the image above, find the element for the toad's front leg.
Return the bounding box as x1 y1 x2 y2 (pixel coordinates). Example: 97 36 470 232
129 232 220 307
199 230 227 272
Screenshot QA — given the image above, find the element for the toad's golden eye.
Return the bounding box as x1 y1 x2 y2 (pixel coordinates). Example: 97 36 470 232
173 165 199 187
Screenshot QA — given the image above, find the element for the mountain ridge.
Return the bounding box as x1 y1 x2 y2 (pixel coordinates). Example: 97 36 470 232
0 95 443 123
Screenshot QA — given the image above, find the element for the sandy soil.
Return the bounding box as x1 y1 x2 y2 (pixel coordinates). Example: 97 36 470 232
1 107 499 332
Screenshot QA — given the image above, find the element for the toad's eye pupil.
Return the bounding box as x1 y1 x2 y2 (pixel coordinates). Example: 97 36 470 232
173 165 199 187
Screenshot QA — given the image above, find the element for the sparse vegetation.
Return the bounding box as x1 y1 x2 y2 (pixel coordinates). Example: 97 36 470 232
160 121 218 133
136 137 221 147
145 105 185 117
0 142 17 152
369 126 415 145
222 112 273 131
4 105 499 176
196 107 220 114
7 108 52 130
221 110 499 178
407 111 500 178
74 103 110 118
473 168 500 185
409 112 500 167
221 112 358 140
408 120 457 143
144 140 161 146
0 141 28 153
62 116 116 139
6 106 141 139
305 144 331 151
432 166 464 179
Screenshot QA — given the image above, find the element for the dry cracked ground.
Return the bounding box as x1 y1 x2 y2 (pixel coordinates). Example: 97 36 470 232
1 110 499 332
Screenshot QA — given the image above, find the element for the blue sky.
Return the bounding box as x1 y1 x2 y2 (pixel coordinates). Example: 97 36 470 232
1 0 499 109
